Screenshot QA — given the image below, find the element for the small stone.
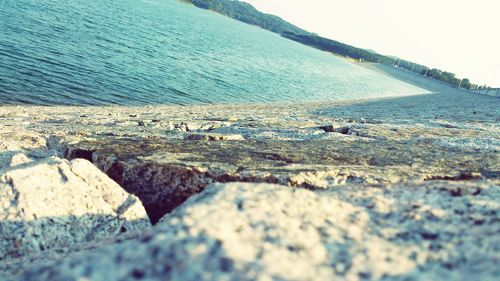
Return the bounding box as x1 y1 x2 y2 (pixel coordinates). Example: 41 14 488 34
335 126 350 134
456 171 482 180
420 232 439 240
208 123 222 131
184 133 245 141
186 122 201 131
319 125 335 132
365 118 383 124
9 153 33 167
175 122 189 132
164 121 175 131
440 123 458 129
138 121 146 127
319 124 350 134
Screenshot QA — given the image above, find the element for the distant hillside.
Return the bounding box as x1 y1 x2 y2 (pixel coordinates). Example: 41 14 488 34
180 0 310 35
365 49 381 55
282 32 393 65
181 0 488 90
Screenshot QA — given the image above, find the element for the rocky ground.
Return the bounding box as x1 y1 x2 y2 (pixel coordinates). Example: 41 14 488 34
0 89 499 280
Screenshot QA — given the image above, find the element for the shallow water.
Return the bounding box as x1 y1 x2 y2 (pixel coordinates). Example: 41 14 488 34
0 0 427 105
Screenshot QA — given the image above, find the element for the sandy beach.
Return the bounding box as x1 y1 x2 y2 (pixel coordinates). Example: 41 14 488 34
0 66 499 280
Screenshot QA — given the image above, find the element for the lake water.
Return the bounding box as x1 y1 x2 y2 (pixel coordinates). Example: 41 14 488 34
0 0 427 105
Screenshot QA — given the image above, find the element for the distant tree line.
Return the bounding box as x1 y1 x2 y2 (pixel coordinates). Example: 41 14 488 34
181 0 488 90
423 69 464 88
281 32 393 64
283 32 486 90
180 0 310 35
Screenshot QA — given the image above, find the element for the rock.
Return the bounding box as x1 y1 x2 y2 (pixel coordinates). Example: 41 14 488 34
8 153 33 167
184 133 245 141
439 123 459 129
208 123 222 131
175 122 189 132
424 171 483 182
335 126 350 134
318 124 350 134
13 181 500 281
185 122 202 131
45 135 67 157
0 153 34 170
165 121 175 131
0 157 150 261
137 120 146 127
198 122 228 131
66 133 498 224
318 124 335 132
364 118 383 124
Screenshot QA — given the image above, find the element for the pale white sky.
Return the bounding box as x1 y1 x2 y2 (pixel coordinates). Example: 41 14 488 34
244 0 500 87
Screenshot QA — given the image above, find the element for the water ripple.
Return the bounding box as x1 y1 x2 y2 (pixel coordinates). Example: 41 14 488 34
0 0 426 105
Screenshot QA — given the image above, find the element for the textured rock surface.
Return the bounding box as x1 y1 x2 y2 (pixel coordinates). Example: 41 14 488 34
0 89 499 280
37 89 496 227
0 156 150 261
184 132 245 141
13 182 500 281
66 116 498 223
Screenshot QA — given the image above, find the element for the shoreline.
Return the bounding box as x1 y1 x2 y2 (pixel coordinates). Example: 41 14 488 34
0 89 432 108
357 62 473 94
4 59 495 109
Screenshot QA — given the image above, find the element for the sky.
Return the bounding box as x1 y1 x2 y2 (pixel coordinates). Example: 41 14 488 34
243 0 500 87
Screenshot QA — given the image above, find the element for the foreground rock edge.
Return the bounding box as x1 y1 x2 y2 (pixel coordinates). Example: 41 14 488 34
0 156 151 266
8 181 500 281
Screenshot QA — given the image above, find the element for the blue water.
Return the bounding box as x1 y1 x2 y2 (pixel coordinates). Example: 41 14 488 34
0 0 427 105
